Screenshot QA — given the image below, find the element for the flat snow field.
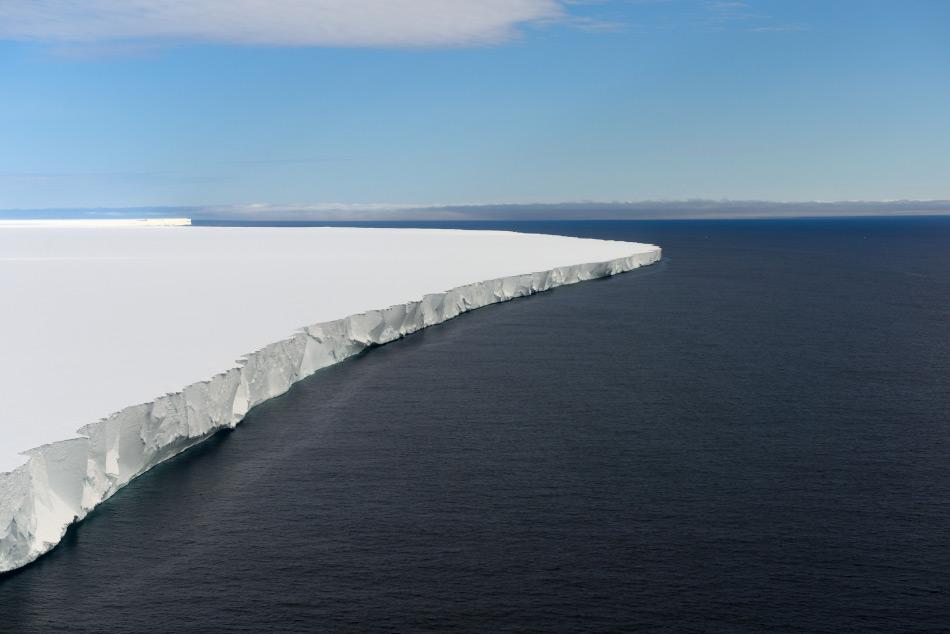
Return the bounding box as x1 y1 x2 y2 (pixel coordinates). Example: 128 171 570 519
0 223 659 472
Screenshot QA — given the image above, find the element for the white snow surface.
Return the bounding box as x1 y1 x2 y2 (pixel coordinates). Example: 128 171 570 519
0 224 660 572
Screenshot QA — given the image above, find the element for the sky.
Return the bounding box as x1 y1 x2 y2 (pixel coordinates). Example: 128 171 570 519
1 0 949 213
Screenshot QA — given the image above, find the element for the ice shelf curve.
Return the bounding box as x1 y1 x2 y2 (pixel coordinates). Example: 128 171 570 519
0 226 659 573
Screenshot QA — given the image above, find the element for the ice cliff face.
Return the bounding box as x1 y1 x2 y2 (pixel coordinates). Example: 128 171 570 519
0 248 659 573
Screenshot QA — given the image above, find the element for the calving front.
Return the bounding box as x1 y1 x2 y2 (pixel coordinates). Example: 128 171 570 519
0 224 660 573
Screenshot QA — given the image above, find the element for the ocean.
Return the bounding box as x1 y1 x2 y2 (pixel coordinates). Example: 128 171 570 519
2 217 949 632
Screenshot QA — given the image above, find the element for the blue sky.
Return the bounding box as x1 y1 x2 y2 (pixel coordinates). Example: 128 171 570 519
1 0 948 211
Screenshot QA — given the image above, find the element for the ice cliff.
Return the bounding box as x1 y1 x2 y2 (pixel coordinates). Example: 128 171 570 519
0 227 659 573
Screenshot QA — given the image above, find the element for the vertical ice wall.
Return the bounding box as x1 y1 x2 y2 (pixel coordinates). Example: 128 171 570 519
0 248 660 573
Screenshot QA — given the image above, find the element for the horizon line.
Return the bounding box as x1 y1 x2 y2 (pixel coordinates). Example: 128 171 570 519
2 199 950 221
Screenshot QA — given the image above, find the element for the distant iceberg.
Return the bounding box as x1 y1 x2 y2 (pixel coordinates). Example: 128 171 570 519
0 223 660 573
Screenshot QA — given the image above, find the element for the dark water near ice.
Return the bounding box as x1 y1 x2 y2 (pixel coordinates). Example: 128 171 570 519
2 218 950 632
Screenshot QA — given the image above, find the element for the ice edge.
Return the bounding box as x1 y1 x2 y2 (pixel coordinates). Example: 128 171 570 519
0 245 660 573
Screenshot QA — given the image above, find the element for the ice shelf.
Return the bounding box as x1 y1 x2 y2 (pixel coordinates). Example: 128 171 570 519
0 224 660 573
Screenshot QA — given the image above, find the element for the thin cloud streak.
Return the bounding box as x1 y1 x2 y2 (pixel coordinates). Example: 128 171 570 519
0 0 564 47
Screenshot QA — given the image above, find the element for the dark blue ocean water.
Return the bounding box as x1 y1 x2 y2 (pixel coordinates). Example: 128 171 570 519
2 218 950 633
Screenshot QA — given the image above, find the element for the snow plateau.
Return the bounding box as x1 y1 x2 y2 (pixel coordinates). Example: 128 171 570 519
0 224 660 573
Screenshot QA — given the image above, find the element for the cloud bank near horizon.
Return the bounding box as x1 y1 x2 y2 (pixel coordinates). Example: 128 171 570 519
0 0 564 47
4 200 950 221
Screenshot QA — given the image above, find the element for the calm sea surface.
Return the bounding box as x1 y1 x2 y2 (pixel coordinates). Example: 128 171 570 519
2 218 949 632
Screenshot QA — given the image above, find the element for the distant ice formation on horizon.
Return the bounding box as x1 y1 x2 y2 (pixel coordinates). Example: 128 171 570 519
0 218 191 228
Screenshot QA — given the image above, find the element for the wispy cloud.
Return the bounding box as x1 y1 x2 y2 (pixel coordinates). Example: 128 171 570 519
746 24 809 33
703 0 808 33
557 15 630 33
707 1 750 11
0 0 566 48
219 156 352 166
705 0 763 24
0 169 220 187
0 1 807 50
